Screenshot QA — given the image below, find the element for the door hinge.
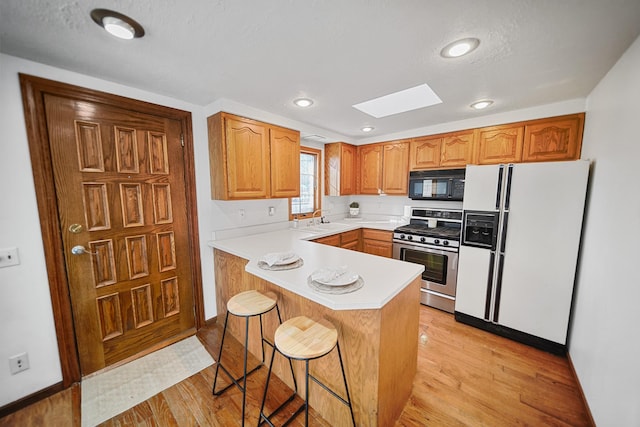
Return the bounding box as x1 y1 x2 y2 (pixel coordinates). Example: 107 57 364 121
180 134 184 147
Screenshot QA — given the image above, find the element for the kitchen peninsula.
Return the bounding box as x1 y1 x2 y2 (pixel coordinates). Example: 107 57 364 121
209 225 424 426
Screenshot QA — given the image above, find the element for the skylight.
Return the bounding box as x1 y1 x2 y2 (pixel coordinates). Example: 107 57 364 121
352 84 442 118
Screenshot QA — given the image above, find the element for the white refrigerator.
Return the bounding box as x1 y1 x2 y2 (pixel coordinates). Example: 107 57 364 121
454 160 589 352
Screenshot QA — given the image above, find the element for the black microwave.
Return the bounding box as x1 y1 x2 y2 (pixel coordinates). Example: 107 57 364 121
408 169 465 201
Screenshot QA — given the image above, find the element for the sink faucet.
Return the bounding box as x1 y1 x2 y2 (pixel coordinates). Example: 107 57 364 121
312 209 330 226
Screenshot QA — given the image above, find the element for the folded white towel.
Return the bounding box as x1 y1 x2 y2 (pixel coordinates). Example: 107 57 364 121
310 266 348 283
260 251 298 267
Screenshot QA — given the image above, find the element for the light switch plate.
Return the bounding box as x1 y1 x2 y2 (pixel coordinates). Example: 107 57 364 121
0 247 19 268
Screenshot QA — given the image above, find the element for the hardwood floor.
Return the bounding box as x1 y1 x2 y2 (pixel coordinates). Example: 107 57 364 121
0 306 593 426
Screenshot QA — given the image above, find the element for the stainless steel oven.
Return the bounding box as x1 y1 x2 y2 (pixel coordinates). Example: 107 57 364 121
393 208 462 313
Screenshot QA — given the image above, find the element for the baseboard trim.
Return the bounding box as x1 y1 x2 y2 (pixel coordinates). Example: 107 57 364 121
0 382 65 419
566 352 597 427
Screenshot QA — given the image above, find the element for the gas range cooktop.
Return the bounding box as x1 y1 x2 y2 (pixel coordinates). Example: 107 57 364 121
393 207 462 248
394 224 461 239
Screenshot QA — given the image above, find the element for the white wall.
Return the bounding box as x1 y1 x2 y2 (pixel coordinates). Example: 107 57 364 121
569 36 640 426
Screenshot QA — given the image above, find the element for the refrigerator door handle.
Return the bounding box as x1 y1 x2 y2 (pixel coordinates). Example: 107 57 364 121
484 251 496 320
495 165 504 210
493 253 506 323
500 212 509 253
504 164 514 210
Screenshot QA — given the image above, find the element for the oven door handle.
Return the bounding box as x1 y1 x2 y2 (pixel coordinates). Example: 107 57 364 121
392 242 459 255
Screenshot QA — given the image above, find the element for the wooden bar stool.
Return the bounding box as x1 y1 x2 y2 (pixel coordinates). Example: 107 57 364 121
212 290 296 427
258 316 356 427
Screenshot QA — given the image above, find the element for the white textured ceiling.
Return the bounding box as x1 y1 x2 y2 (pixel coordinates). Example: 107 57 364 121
2 0 640 140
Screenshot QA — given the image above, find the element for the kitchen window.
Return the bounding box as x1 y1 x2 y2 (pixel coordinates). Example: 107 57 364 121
289 146 321 219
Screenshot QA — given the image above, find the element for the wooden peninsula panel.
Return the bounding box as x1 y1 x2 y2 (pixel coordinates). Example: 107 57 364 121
213 249 420 427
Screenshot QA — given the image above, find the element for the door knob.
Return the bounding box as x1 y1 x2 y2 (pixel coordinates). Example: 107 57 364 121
71 245 96 255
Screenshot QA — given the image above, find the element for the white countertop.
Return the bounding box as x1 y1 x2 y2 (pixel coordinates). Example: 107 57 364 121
208 221 424 311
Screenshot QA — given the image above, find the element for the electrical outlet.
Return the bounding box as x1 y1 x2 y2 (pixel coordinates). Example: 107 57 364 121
0 247 20 268
9 352 29 375
268 206 275 216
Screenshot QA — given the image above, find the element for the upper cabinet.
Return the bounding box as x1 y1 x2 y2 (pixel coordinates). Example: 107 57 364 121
440 130 475 168
324 142 357 196
381 141 410 194
405 113 584 172
270 127 300 198
409 136 441 170
522 113 584 162
358 140 409 195
208 112 300 200
475 124 524 165
409 131 474 170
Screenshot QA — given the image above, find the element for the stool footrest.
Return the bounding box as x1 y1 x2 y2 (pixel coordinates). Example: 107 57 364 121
212 362 262 396
309 374 350 407
258 391 299 427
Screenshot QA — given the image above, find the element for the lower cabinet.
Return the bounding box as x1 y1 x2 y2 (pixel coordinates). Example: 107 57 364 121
313 234 341 247
362 229 393 258
313 229 362 250
313 228 392 257
340 229 361 251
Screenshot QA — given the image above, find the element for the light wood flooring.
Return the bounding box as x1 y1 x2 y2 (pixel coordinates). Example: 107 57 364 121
0 306 593 426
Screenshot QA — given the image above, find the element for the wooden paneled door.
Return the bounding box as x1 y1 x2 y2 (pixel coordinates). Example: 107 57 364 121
20 75 203 382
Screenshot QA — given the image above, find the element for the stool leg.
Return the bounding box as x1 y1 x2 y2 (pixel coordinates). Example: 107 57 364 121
304 359 310 427
336 342 356 427
212 311 230 395
241 315 250 426
257 344 277 427
275 304 298 394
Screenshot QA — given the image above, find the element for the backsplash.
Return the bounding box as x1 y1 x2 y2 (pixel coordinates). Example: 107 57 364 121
209 194 463 241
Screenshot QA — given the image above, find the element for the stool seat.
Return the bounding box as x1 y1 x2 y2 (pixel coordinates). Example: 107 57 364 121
227 290 276 317
275 316 337 359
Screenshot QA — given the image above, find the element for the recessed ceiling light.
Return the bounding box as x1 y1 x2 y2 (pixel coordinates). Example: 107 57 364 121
361 126 374 132
470 100 493 110
91 9 145 40
293 98 314 108
441 38 480 58
353 84 442 118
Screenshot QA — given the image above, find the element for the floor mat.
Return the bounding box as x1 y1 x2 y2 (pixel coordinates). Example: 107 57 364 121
81 335 214 426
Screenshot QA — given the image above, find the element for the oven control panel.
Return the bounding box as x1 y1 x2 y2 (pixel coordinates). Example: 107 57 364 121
393 233 459 248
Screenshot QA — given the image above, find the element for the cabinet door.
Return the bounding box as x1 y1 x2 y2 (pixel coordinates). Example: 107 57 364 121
225 116 270 199
476 125 524 165
359 144 383 194
362 239 393 258
410 136 442 170
313 234 341 247
523 114 583 162
340 144 357 195
381 141 409 195
441 130 474 167
340 229 361 251
270 126 300 198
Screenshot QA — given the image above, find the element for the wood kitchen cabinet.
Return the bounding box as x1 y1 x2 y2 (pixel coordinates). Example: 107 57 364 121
362 228 393 258
313 229 362 251
475 124 525 165
522 113 584 162
358 140 409 195
313 234 341 247
440 130 475 167
324 142 357 196
409 135 442 170
208 112 300 200
340 229 361 251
